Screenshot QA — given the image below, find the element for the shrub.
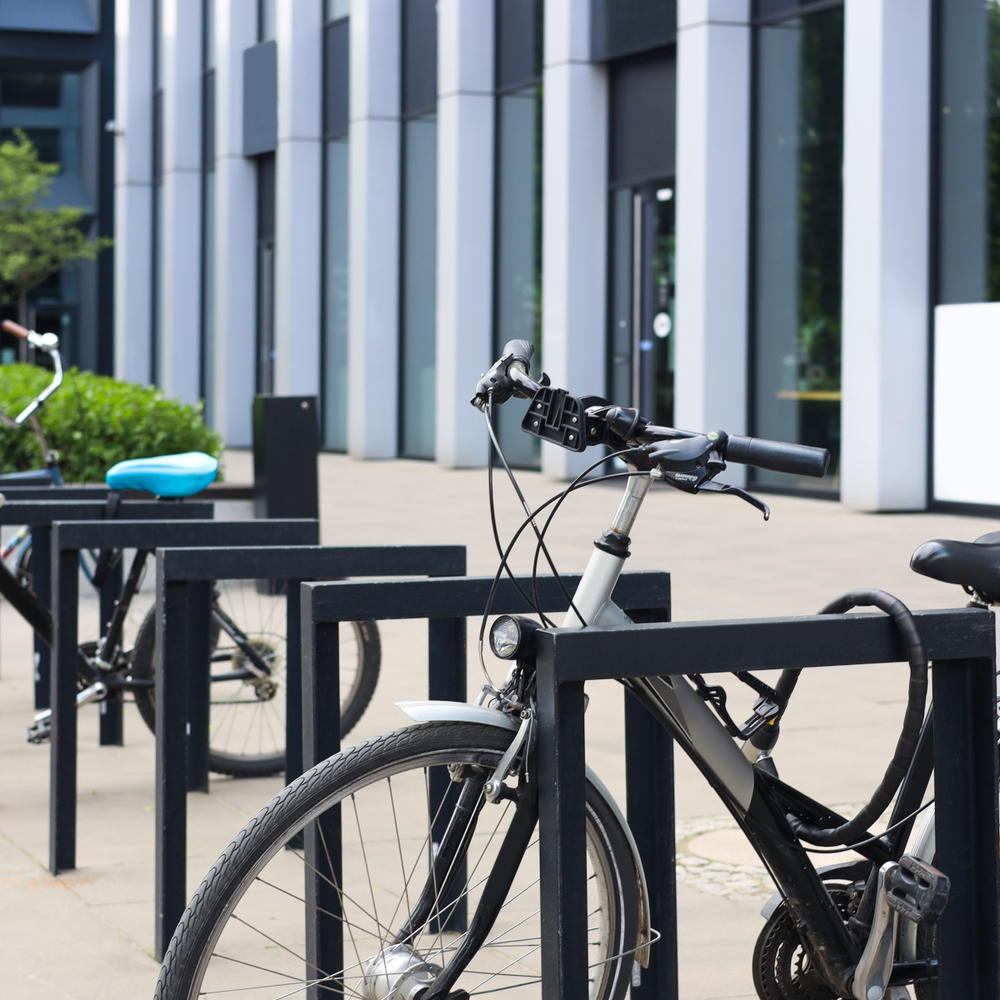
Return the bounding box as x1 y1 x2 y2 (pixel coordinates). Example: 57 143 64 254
0 363 223 484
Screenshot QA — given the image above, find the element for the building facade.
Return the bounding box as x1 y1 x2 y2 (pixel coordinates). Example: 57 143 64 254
0 0 116 373
113 0 1000 512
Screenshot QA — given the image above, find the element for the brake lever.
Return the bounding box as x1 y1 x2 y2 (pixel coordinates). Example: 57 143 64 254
696 480 771 521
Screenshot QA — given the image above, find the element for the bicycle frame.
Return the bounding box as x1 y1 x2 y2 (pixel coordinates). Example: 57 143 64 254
429 469 937 997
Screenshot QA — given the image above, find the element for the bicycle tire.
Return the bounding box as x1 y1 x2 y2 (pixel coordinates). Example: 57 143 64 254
130 587 381 777
155 720 640 1000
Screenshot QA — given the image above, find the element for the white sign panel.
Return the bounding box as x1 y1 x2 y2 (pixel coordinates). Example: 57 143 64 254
933 302 1000 505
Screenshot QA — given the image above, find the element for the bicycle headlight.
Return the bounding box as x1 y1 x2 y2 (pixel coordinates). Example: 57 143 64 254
489 615 540 660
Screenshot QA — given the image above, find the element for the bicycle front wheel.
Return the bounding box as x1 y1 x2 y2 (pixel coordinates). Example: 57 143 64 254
155 720 640 1000
131 581 381 776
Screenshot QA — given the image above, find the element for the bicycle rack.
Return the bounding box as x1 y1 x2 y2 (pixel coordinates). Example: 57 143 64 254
48 518 319 880
0 499 213 732
297 571 673 1000
151 543 467 959
534 608 999 1000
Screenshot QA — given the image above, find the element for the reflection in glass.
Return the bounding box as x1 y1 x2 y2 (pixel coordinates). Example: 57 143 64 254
323 139 349 449
399 116 437 459
494 86 543 467
937 0 1000 303
752 7 843 491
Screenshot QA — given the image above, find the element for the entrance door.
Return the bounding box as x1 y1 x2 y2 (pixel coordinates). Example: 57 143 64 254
609 181 676 424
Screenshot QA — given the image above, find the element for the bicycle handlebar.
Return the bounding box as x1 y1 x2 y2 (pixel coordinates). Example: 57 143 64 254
472 345 830 481
724 435 830 479
3 320 29 339
2 320 60 354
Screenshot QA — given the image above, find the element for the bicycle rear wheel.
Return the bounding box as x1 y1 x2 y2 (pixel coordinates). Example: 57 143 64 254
131 580 381 776
155 720 640 1000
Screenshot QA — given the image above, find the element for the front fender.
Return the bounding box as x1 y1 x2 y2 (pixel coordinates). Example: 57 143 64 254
396 699 653 967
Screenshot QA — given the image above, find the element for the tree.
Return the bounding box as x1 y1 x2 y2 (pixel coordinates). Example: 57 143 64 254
0 128 111 355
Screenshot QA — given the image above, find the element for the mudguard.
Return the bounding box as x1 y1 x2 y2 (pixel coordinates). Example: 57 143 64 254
396 699 654 967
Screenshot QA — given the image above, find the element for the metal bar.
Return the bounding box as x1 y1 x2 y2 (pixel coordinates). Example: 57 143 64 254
301 572 672 622
302 620 341 773
155 577 192 960
185 580 213 792
285 581 303 784
0 500 214 524
33 526 51 709
623 606 676 1000
157 544 467 581
301 611 343 998
50 543 79 874
535 608 994 679
932 656 1000 1000
52 518 318 549
536 662 589 1000
98 558 124 746
428 616 467 933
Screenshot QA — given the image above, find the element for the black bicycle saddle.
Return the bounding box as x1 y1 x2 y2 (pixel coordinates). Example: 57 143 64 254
910 530 1000 603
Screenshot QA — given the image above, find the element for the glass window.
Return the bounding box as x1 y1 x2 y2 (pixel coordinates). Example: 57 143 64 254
493 0 543 467
201 0 216 422
751 5 843 492
937 0 1000 304
399 116 438 458
323 138 350 449
494 87 543 466
326 0 351 21
259 0 276 42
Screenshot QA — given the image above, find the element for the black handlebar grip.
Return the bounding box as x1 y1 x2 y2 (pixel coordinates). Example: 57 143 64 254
725 435 830 479
502 340 534 371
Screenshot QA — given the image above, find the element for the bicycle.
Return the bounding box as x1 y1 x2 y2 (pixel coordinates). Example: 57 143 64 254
153 339 968 999
0 319 381 775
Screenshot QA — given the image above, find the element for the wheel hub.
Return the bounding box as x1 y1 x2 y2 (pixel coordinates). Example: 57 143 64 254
361 944 442 1000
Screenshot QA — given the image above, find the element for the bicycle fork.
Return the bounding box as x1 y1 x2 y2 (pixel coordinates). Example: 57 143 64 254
360 717 539 1000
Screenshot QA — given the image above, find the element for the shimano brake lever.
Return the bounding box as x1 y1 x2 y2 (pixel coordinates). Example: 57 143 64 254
697 480 771 520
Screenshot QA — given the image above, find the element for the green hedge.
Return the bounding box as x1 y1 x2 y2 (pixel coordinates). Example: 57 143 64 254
0 363 223 484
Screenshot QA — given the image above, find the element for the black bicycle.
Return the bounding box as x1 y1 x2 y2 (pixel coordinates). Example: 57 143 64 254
0 319 381 775
154 341 971 998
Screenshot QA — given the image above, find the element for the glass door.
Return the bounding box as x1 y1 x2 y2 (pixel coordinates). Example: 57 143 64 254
609 181 676 425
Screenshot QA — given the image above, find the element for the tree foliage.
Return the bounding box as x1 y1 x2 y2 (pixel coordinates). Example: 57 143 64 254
0 364 223 484
0 129 112 323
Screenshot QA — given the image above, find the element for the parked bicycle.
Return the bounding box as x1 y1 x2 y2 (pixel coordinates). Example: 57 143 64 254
0 319 381 775
154 340 970 999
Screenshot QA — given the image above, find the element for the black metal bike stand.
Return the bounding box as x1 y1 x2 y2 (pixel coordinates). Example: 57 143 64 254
0 499 212 730
150 543 466 960
534 607 999 1000
298 571 672 997
48 518 319 879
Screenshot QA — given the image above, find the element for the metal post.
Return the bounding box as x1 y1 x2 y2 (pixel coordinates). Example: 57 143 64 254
625 691 677 1000
156 577 192 960
98 558 124 746
301 612 342 996
33 526 51 709
932 656 1000 1000
624 605 677 1000
50 543 79 874
536 663 589 1000
285 580 303 783
185 579 213 792
428 616 467 932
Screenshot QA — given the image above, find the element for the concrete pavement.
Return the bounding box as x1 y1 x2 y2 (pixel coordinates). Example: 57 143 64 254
0 448 994 999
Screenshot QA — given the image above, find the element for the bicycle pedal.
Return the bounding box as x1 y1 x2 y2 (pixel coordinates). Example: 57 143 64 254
26 718 51 744
885 855 949 925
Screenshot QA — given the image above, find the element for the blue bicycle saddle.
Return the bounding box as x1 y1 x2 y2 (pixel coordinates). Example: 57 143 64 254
105 452 219 498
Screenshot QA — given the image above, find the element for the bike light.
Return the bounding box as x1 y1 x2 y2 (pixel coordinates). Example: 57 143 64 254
489 615 540 660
